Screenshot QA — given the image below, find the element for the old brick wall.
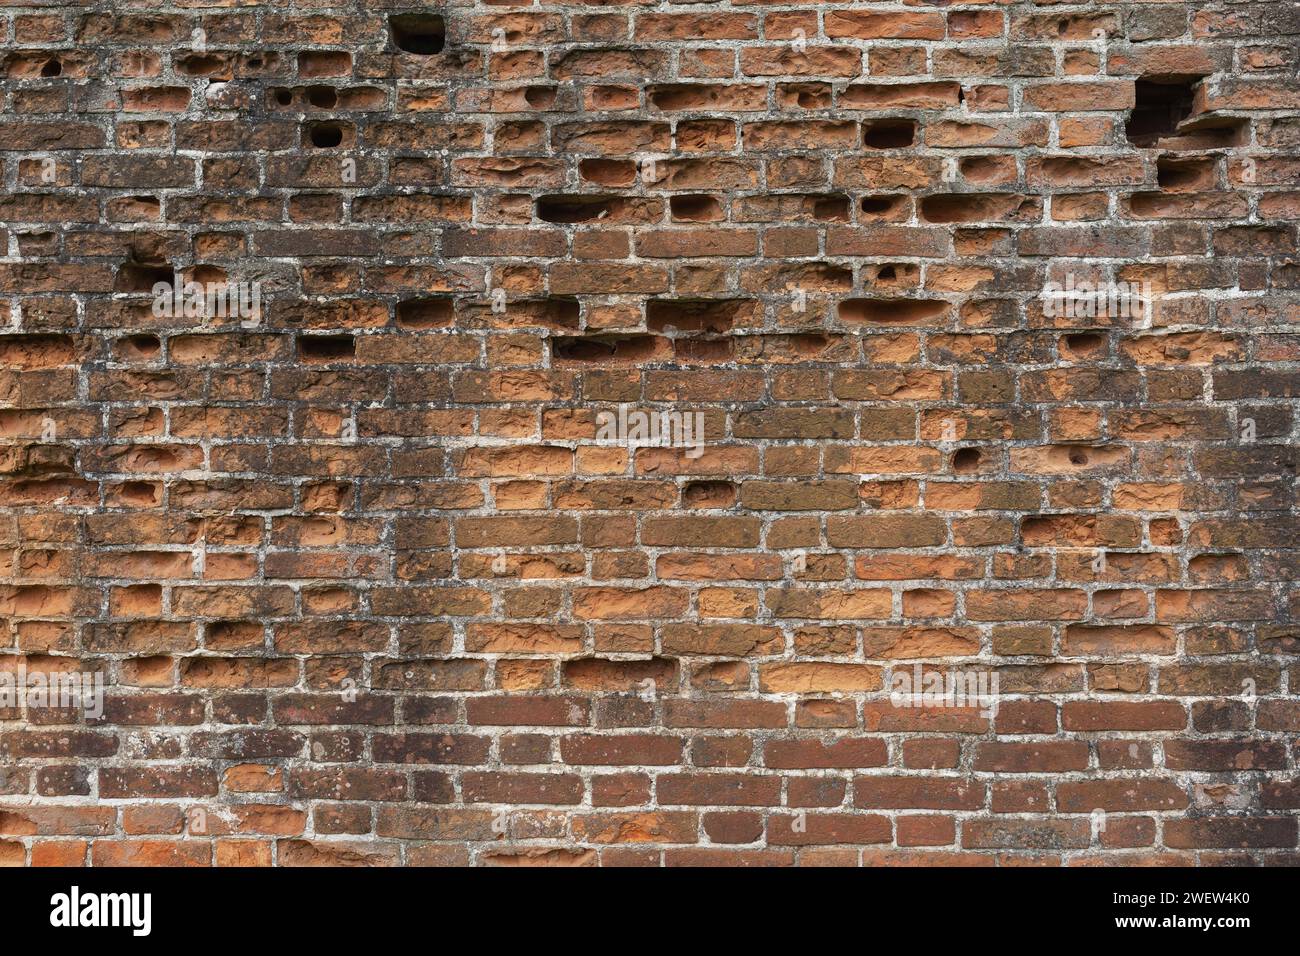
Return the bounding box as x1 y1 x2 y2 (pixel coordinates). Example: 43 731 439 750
1 0 1298 867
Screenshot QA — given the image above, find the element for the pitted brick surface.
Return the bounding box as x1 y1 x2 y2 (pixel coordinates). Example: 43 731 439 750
1 1 1298 866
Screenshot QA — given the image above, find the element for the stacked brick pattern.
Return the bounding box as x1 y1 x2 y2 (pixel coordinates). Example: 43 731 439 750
1 0 1298 867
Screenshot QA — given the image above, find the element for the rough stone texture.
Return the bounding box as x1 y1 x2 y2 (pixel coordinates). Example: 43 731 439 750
1 1 1298 867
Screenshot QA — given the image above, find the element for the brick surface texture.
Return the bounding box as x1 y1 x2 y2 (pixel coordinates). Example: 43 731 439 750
1 0 1299 868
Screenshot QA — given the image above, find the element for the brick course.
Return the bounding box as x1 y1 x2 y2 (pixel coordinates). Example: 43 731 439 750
1 1 1298 866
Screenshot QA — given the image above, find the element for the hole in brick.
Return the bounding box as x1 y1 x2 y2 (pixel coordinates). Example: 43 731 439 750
5 54 60 79
122 334 161 358
1068 447 1089 466
1156 155 1215 191
299 51 351 77
117 481 161 506
669 194 723 223
552 334 665 364
273 88 293 106
524 86 556 109
1064 332 1106 357
536 195 615 224
306 85 339 109
307 121 345 149
812 195 850 221
859 194 907 220
298 335 356 362
579 158 637 187
176 53 228 77
389 13 446 55
863 119 916 149
646 299 755 335
683 480 735 508
952 447 981 474
115 263 175 293
396 297 454 329
838 298 949 324
793 84 831 109
920 193 1028 224
1125 77 1202 147
868 263 918 288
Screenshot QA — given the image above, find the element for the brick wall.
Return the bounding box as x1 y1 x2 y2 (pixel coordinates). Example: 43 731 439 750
2 1 1298 867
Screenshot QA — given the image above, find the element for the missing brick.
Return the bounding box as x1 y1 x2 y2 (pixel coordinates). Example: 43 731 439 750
115 263 174 293
536 195 616 224
811 195 851 222
863 119 917 149
669 195 724 223
389 13 446 55
298 334 356 362
838 298 950 325
551 334 667 364
396 297 454 329
1125 76 1203 147
646 299 756 335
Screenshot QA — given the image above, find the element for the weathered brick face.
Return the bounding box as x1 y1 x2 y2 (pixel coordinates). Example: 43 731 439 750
1 1 1298 867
